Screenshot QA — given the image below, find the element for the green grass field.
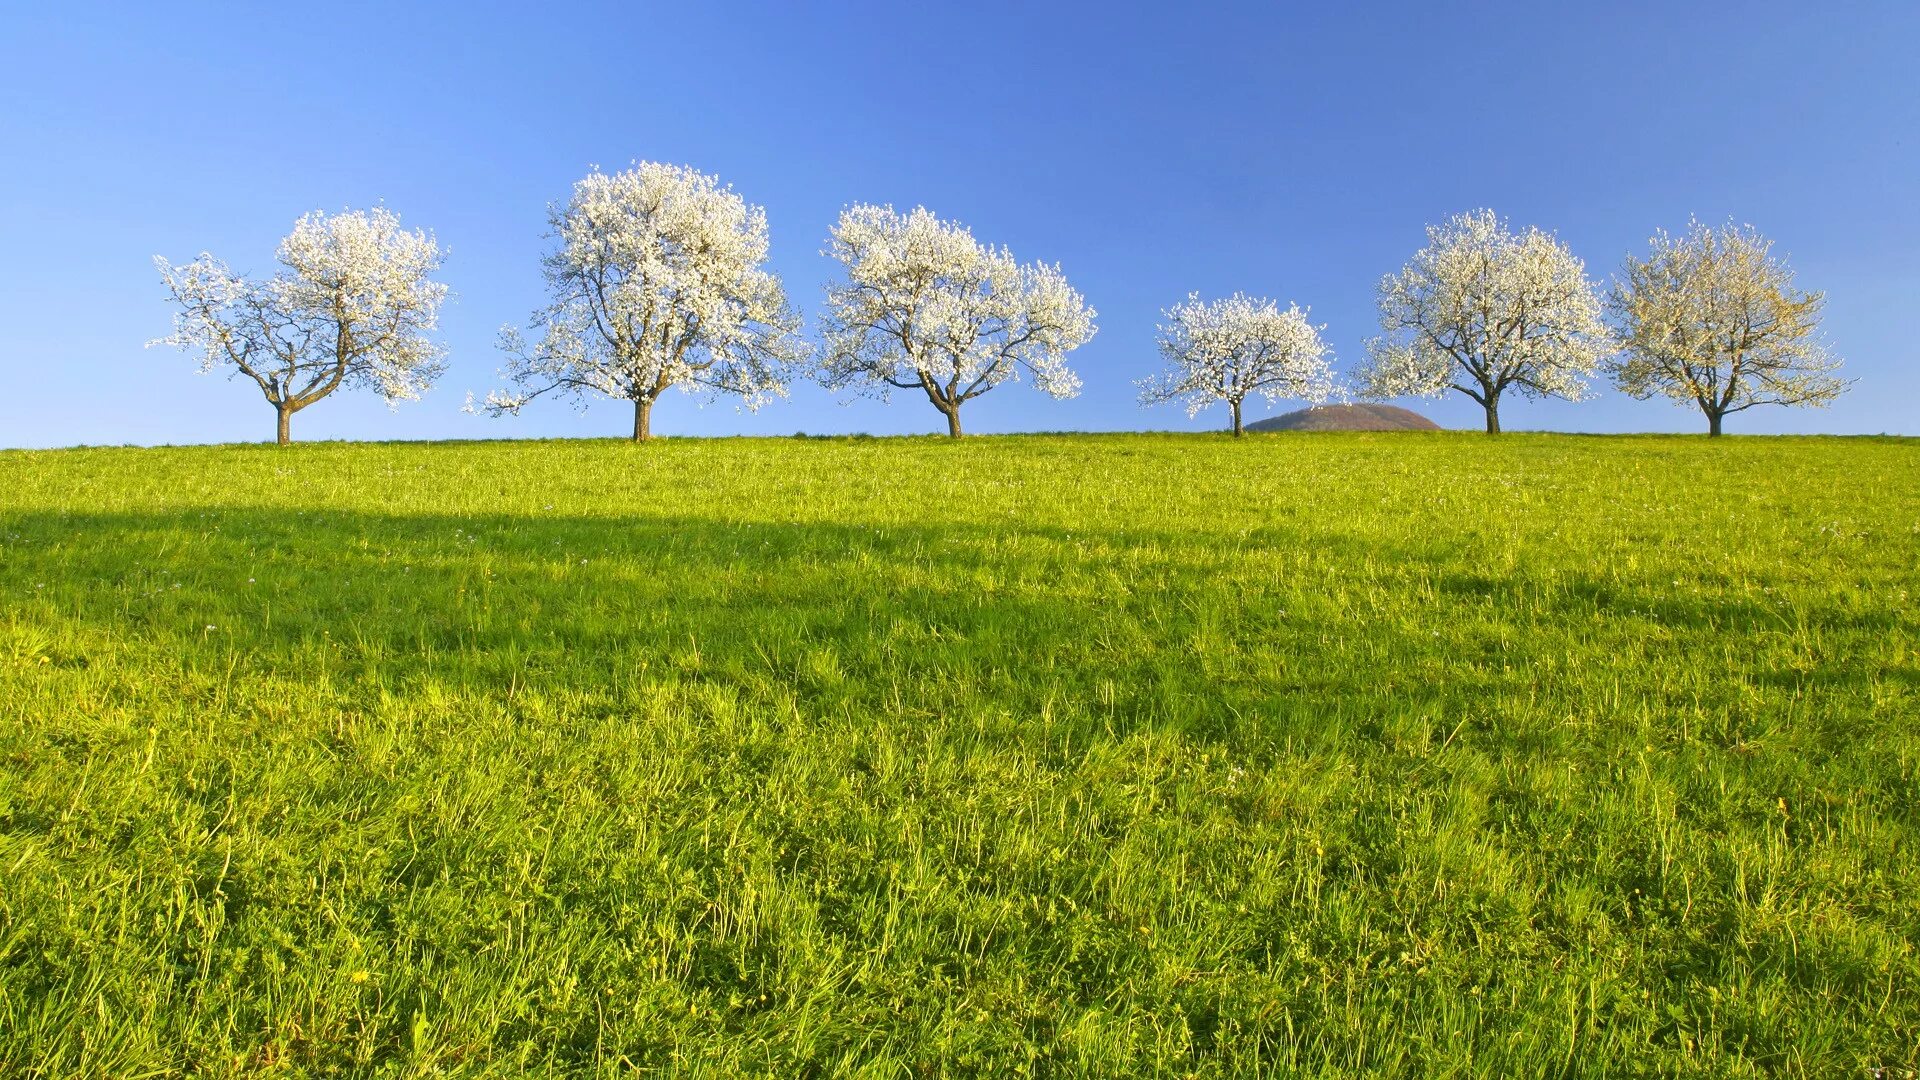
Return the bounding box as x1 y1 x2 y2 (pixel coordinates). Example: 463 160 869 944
1 433 1916 1078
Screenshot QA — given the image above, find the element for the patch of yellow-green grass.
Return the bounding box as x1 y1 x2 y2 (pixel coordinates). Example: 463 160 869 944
1 433 1915 1077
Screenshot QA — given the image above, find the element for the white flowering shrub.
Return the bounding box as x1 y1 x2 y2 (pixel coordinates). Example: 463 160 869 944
480 162 806 441
819 205 1096 437
1139 293 1337 435
152 207 448 444
1358 209 1607 433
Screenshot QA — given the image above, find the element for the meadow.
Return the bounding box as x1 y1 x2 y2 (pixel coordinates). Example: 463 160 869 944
0 432 1915 1078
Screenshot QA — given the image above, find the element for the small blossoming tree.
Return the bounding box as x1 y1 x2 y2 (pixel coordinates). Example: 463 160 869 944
1358 209 1608 434
1609 220 1847 435
819 205 1096 437
479 162 806 442
152 207 448 445
1139 293 1337 436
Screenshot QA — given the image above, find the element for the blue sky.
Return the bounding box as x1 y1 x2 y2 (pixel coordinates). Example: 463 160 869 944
1 1 1914 446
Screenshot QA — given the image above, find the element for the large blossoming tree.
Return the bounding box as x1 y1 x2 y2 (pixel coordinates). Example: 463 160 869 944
481 162 806 442
1358 209 1608 433
819 205 1096 437
1138 292 1337 436
152 207 448 445
1609 220 1847 436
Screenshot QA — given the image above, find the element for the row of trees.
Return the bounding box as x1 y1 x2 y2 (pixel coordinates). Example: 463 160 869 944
1356 210 1846 435
154 163 1847 444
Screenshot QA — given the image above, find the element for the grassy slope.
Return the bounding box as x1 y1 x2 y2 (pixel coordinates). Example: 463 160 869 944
0 433 1915 1078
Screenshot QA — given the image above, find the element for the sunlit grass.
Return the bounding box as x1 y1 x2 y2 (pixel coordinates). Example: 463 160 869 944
1 432 1915 1077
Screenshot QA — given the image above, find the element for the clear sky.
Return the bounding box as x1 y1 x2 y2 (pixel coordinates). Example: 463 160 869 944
1 1 1914 447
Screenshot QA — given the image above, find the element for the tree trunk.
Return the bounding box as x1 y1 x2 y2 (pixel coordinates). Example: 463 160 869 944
945 406 963 438
1483 398 1501 435
633 397 653 443
1707 410 1723 437
275 402 292 446
1231 399 1244 437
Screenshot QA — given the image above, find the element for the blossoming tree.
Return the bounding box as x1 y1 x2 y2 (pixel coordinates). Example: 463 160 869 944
480 162 806 442
1138 292 1337 436
152 207 448 445
819 205 1096 437
1358 209 1608 433
1609 220 1846 436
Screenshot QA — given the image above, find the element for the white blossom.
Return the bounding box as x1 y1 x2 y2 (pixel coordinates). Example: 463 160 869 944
1357 209 1608 433
151 207 448 444
1138 293 1337 435
480 162 806 441
819 205 1096 437
1609 220 1847 435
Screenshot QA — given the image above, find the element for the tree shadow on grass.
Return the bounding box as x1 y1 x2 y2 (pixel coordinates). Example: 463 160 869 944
0 507 1416 743
1433 570 1909 635
5 506 1906 734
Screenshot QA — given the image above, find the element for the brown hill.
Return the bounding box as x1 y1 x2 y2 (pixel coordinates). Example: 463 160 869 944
1245 404 1442 432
